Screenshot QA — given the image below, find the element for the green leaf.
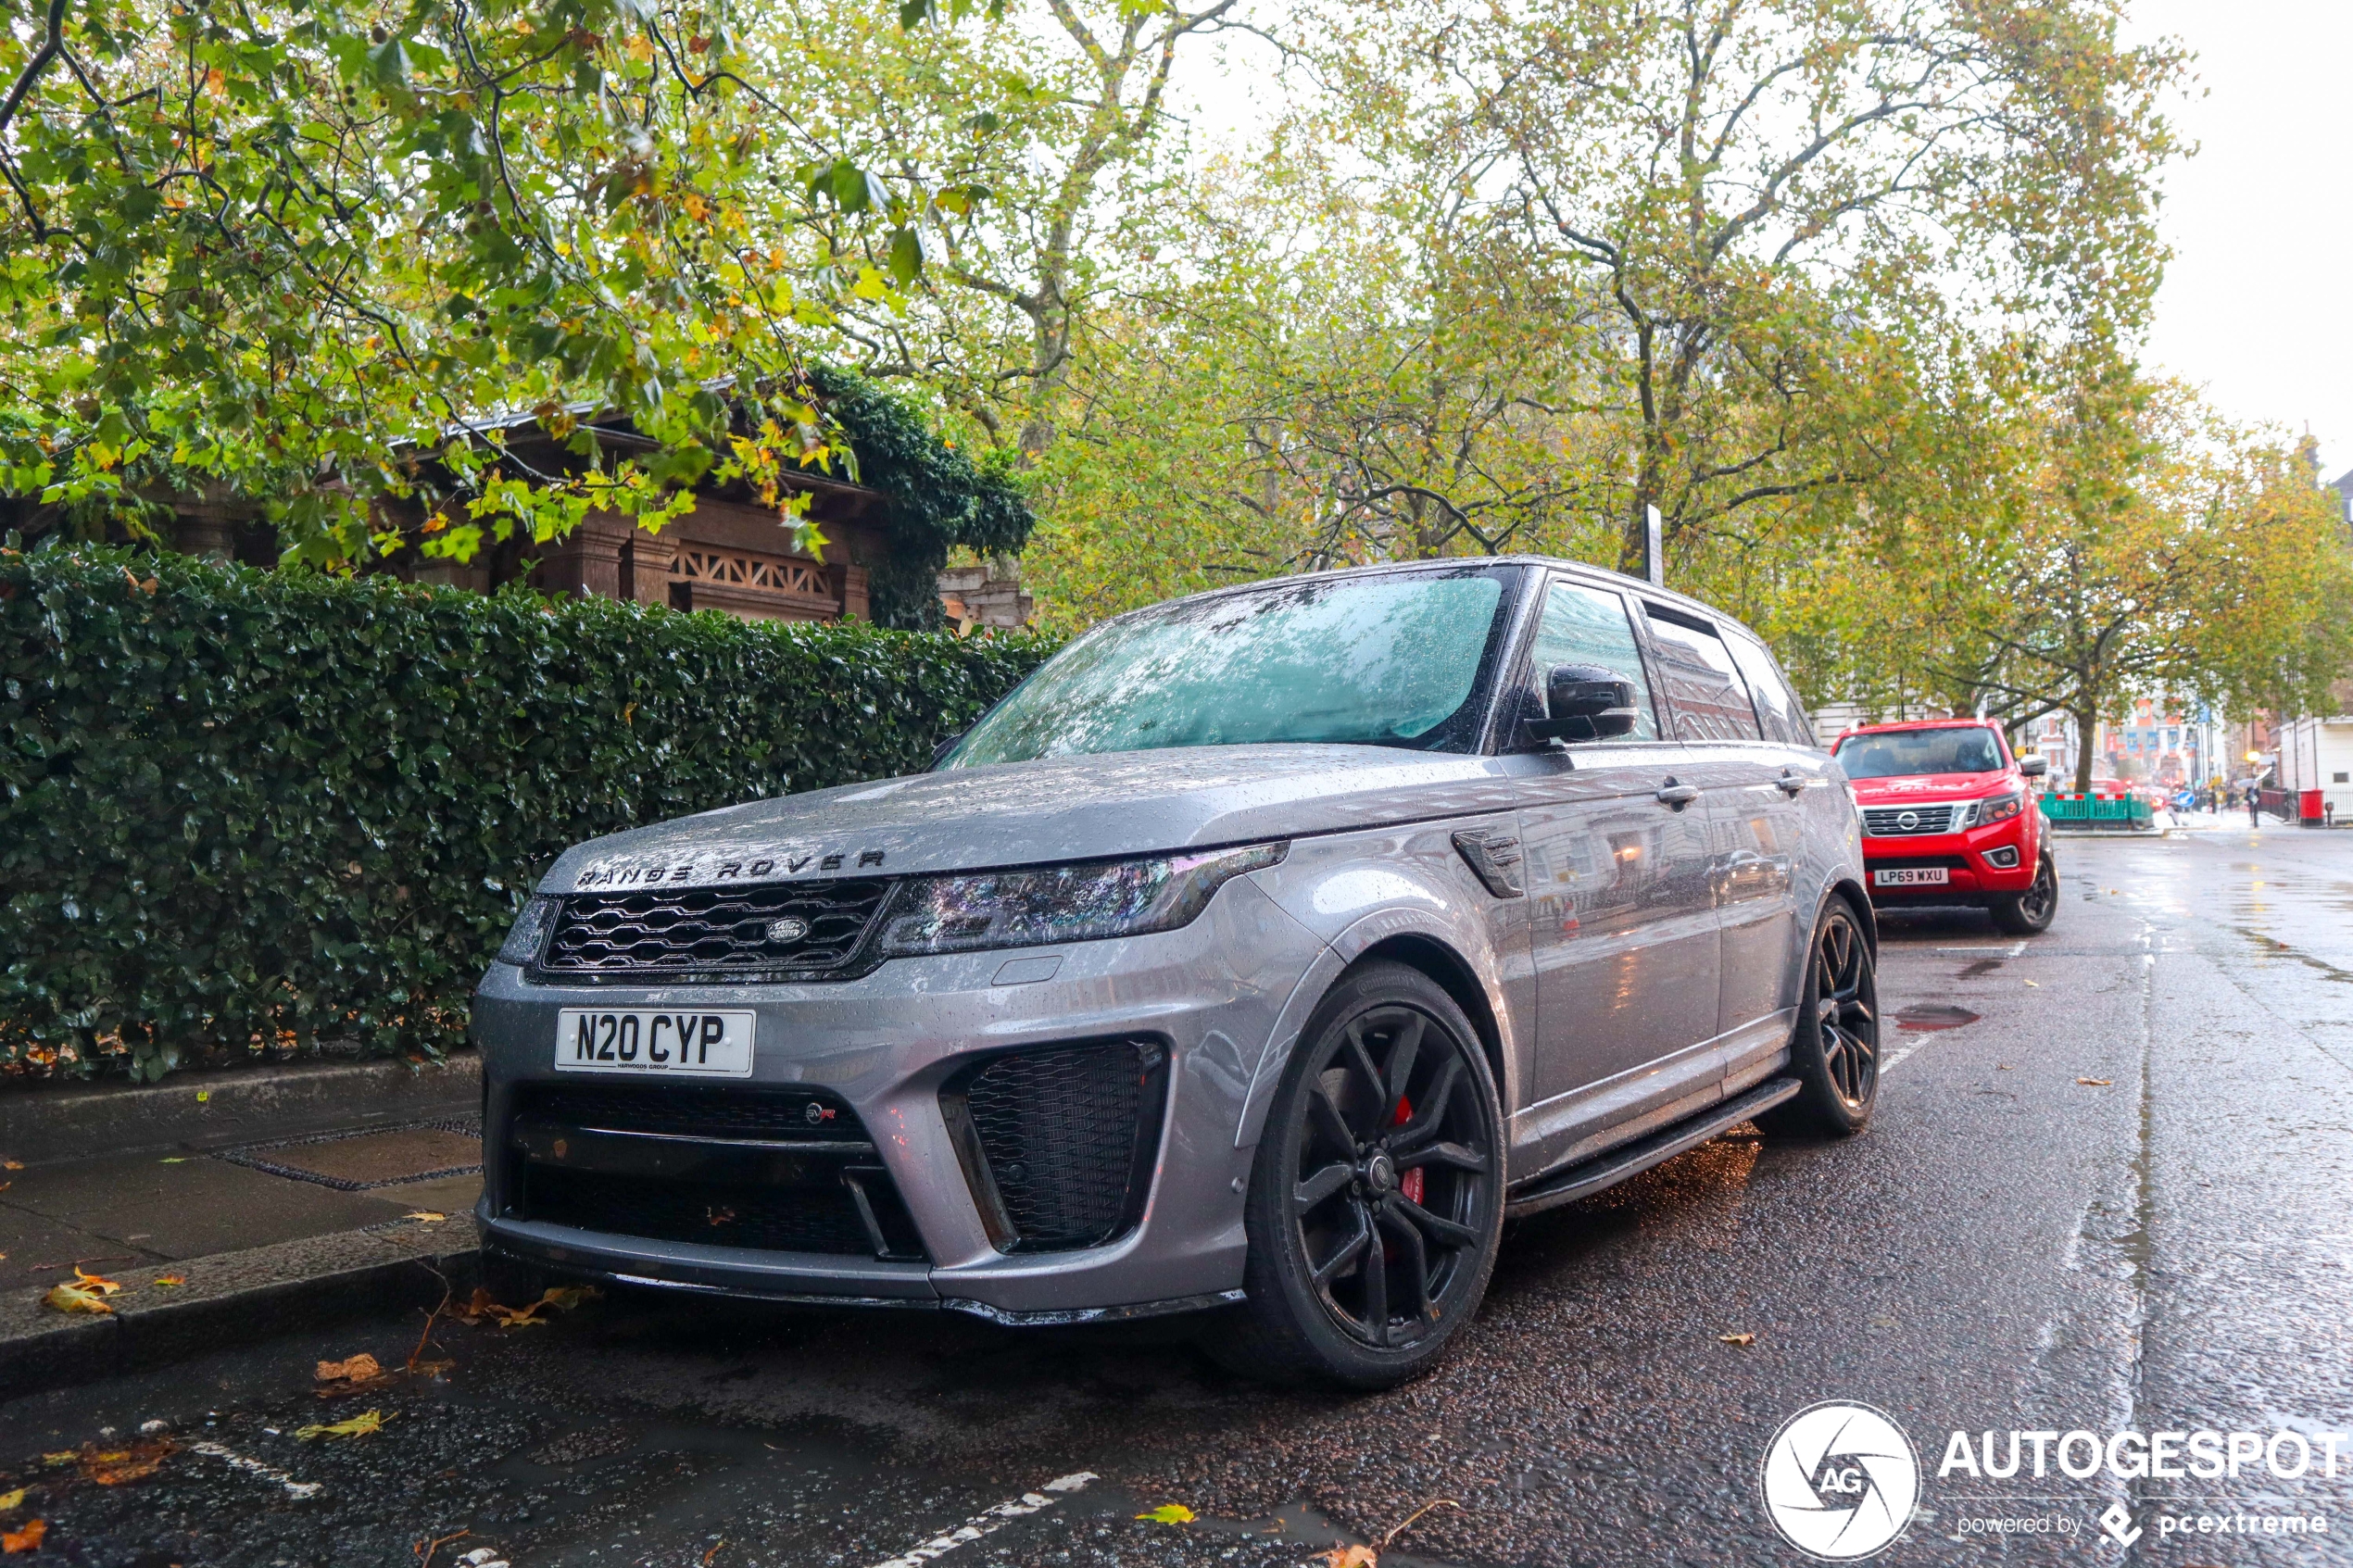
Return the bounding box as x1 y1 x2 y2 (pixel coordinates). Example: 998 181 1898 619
887 228 924 286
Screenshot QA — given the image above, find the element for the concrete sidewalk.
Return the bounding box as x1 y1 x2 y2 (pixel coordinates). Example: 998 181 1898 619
0 1056 485 1397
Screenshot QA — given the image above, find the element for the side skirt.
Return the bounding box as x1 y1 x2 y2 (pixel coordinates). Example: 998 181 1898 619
1502 1076 1801 1219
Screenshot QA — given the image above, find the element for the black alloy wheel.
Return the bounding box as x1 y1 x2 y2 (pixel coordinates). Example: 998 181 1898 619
1762 899 1881 1137
1992 853 2058 935
1214 962 1504 1387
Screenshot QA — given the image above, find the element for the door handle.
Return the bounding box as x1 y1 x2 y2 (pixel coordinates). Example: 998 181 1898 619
1775 771 1806 796
1655 780 1702 809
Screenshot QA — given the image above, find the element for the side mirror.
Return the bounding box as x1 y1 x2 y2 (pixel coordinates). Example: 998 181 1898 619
1529 663 1640 743
2019 754 2048 778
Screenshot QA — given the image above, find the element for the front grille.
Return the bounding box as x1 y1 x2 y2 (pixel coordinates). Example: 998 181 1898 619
1862 804 1963 836
940 1039 1169 1254
505 1084 925 1260
512 1082 869 1143
538 879 891 980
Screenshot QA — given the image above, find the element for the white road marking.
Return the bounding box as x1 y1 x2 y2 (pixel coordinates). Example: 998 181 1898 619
187 1439 322 1499
869 1472 1098 1568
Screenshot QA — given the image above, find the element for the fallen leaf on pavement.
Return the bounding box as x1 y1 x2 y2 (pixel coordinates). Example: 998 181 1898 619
152 1274 186 1286
1 1519 44 1553
0 1491 20 1512
701 1542 726 1565
158 1157 186 1164
44 1280 115 1315
39 1455 74 1467
1136 1503 1195 1524
81 1438 176 1485
315 1352 397 1396
452 1285 601 1329
1323 1548 1378 1568
296 1410 389 1441
2022 979 2039 987
402 1212 447 1223
2077 1078 2112 1086
74 1265 121 1291
3 1160 21 1171
1718 1332 1756 1346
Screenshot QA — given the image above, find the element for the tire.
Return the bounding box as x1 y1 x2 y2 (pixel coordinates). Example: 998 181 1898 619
1760 899 1881 1138
1210 961 1504 1388
1989 852 2058 935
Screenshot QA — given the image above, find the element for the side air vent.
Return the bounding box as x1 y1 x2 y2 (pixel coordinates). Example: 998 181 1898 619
939 1038 1169 1254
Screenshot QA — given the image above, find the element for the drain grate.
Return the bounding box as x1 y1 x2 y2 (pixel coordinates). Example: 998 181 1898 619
214 1119 482 1191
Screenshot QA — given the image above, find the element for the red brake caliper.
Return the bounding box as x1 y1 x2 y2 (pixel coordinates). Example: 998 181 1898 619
1394 1096 1424 1205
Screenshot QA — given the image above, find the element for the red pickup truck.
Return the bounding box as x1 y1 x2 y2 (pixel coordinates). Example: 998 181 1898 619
1830 719 2057 935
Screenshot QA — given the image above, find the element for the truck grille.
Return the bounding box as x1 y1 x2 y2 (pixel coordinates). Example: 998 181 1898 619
939 1039 1169 1254
1862 804 1963 836
538 879 891 980
503 1083 925 1260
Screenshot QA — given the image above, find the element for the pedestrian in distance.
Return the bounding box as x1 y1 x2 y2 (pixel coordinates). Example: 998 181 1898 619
2248 790 2261 829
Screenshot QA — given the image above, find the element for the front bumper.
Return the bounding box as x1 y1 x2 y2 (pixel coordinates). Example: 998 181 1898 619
1859 814 2038 903
471 874 1327 1317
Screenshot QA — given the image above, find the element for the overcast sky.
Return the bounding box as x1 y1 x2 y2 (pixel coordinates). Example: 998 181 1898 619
2124 0 2351 478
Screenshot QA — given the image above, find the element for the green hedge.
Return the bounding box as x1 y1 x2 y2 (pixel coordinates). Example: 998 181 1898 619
0 548 1051 1083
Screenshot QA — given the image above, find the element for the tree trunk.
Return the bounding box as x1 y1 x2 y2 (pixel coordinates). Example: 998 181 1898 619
2070 706 2097 795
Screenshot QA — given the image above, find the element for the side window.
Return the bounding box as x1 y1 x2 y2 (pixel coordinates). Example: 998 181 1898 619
1725 631 1813 746
1527 580 1660 741
1642 607 1764 742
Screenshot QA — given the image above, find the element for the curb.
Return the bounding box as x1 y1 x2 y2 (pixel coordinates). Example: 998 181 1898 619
0 1054 482 1168
0 1217 484 1401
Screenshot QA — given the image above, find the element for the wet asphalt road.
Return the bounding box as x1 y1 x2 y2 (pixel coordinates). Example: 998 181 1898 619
6 826 2349 1568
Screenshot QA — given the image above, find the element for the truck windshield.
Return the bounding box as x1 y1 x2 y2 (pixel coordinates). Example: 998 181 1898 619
1835 727 2005 778
944 569 1512 767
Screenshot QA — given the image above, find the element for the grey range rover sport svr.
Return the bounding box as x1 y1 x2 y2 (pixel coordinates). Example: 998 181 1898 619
474 557 1881 1386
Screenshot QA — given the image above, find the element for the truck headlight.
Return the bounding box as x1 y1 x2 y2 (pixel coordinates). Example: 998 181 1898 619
877 843 1287 958
1980 791 2023 824
497 896 560 966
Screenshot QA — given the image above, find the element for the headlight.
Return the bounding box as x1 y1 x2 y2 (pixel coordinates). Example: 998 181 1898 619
1979 791 2023 824
497 895 560 965
877 843 1288 958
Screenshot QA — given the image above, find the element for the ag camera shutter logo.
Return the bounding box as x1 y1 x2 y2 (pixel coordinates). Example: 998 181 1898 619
1760 1400 1920 1560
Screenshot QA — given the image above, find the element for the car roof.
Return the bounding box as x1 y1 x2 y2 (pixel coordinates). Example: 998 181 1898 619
1105 555 1752 636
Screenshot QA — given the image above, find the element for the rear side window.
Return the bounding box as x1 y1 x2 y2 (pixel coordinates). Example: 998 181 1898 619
1724 631 1815 747
1642 607 1763 742
1527 580 1660 740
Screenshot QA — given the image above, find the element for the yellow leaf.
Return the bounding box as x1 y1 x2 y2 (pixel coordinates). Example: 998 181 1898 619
3 1160 21 1170
2076 1077 2112 1086
1137 1503 1195 1524
295 1409 388 1441
44 1281 114 1315
1718 1332 1756 1347
73 1266 122 1293
152 1274 185 1286
0 1492 20 1513
402 1211 447 1223
195 1090 209 1102
1324 1549 1378 1568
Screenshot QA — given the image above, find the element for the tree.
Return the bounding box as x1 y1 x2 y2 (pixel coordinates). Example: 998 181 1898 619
764 0 1247 458
0 0 965 566
1302 0 2184 578
1804 347 2353 792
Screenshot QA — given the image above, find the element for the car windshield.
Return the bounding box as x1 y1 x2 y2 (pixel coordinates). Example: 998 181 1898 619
1834 727 2005 779
945 569 1511 767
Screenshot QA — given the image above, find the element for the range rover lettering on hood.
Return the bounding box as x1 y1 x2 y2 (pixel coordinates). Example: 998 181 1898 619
573 847 887 890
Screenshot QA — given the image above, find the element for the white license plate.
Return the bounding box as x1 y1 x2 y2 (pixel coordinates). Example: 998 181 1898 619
554 1010 755 1076
1873 867 1949 887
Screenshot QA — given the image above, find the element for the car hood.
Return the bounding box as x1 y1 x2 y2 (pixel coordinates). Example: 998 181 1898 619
1848 771 2012 805
543 744 1517 893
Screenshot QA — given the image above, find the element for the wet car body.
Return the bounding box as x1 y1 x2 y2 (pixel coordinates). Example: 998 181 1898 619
472 558 1872 1335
